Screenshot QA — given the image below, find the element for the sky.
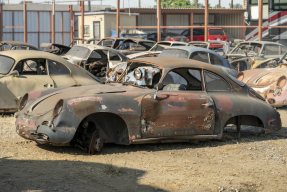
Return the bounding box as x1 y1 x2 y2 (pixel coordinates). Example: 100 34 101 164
7 0 243 8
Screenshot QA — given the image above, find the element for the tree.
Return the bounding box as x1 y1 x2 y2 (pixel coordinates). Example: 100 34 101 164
154 0 194 8
229 3 243 9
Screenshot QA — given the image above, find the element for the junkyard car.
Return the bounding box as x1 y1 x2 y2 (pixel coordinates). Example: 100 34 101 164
97 37 126 48
40 43 71 56
62 44 130 77
0 50 99 112
228 41 287 62
15 57 281 154
158 46 238 77
115 38 156 55
187 41 231 56
231 49 287 72
236 65 287 107
127 41 188 59
0 41 38 51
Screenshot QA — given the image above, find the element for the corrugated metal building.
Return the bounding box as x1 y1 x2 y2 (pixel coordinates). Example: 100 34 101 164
120 8 246 39
0 3 111 48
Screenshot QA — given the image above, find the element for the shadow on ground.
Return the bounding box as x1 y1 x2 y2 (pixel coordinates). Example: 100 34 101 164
0 157 166 192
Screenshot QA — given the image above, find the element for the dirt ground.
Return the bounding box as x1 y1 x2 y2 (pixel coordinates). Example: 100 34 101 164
1 110 287 192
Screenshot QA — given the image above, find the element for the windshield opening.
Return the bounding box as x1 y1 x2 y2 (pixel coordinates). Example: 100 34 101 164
65 46 91 59
0 55 15 74
150 43 171 51
231 43 262 55
159 49 189 58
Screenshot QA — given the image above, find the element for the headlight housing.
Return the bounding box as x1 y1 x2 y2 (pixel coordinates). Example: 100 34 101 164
133 68 142 80
53 99 64 118
19 93 28 111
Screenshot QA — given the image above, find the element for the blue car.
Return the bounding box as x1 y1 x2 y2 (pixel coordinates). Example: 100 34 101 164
159 46 238 77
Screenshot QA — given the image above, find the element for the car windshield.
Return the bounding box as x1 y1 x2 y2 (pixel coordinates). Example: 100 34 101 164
99 40 114 47
150 43 171 51
65 46 91 59
0 55 15 74
231 43 262 54
209 29 225 36
159 49 189 58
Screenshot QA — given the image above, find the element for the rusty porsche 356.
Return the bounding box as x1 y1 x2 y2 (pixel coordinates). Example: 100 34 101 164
15 57 281 154
237 66 287 107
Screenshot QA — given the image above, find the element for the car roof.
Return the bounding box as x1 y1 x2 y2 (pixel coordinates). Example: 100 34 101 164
1 41 38 49
0 50 70 64
241 41 284 45
157 41 188 45
165 46 223 57
128 57 223 73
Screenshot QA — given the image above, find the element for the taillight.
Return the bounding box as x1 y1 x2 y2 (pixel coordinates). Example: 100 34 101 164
186 38 189 42
169 38 179 41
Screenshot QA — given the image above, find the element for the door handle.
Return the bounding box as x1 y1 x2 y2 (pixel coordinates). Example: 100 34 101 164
202 103 211 107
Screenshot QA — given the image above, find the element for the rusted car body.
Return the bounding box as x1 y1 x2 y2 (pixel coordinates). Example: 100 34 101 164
96 37 126 48
0 41 38 51
237 66 287 107
62 44 129 77
115 38 156 55
0 50 99 113
231 50 287 72
15 57 281 154
228 41 287 62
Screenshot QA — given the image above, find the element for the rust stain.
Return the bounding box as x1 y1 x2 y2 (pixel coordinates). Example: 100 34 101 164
133 95 145 106
67 97 103 106
118 108 134 112
214 95 233 111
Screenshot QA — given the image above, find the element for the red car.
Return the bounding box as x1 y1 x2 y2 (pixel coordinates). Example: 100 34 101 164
181 28 227 48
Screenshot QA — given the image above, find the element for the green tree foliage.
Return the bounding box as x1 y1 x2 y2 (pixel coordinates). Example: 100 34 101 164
229 3 243 8
153 0 208 8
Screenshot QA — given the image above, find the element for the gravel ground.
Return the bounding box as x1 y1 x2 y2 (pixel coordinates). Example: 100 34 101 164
0 109 287 192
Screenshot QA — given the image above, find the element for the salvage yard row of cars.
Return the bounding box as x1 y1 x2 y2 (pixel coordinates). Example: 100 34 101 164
0 37 286 154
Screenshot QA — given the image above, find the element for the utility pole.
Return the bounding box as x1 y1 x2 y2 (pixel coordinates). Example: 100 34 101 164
52 0 55 44
139 0 141 8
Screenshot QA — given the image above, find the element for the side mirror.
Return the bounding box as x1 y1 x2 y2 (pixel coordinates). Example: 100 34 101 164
10 70 19 77
154 83 163 90
153 83 163 99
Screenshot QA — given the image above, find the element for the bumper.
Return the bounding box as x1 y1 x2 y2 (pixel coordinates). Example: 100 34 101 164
16 117 77 146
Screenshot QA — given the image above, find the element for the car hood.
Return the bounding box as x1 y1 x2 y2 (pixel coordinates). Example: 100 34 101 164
25 83 151 116
243 68 287 87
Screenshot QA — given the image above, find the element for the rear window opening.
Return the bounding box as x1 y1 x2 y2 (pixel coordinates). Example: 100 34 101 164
209 29 225 36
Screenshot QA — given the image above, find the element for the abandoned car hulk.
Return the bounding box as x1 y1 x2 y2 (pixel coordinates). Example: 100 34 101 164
15 57 281 154
237 67 287 107
0 50 99 113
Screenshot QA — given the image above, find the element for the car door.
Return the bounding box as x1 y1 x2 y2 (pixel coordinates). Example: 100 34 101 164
3 59 55 107
141 68 215 138
47 59 77 87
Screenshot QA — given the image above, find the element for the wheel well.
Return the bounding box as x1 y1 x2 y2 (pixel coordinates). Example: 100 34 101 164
75 112 129 145
224 115 264 128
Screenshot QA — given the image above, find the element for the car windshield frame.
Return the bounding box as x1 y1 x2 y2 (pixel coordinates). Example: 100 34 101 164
158 49 189 58
0 55 15 75
231 43 262 55
65 46 91 59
